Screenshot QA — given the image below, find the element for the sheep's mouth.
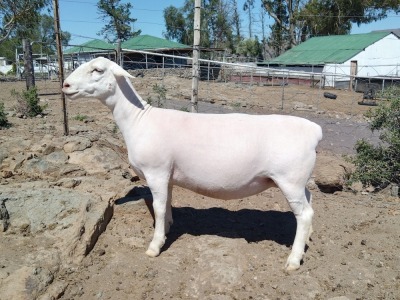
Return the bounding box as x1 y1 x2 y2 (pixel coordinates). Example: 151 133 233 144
62 90 79 97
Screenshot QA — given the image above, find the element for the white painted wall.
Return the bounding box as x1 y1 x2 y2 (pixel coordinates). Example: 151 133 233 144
323 33 400 87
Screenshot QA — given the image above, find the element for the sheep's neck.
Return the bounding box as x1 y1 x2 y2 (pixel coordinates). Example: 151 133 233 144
111 80 151 132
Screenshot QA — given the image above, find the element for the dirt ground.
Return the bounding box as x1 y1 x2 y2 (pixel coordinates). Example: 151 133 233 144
0 75 399 300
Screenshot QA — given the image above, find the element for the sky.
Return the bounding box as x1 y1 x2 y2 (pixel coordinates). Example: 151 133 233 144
58 0 400 46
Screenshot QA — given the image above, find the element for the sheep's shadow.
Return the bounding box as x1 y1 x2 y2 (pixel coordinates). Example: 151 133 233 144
115 186 297 250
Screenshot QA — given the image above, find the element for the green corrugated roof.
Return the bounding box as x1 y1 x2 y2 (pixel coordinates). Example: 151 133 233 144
121 34 189 50
64 40 114 54
268 32 391 65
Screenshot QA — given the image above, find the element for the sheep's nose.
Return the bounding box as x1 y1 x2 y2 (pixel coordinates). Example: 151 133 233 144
63 81 70 88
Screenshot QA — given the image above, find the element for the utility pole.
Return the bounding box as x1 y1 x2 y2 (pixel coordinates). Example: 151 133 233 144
191 0 201 113
53 0 69 135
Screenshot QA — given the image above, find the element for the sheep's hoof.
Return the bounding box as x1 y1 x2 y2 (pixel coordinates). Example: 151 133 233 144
145 248 160 257
285 263 300 272
285 256 301 271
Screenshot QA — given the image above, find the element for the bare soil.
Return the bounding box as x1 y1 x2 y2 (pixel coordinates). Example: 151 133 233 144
1 76 399 300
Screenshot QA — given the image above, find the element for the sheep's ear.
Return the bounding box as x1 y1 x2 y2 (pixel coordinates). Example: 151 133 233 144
111 64 135 79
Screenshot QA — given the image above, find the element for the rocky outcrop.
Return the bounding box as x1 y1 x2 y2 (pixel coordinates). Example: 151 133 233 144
0 133 133 299
314 153 352 193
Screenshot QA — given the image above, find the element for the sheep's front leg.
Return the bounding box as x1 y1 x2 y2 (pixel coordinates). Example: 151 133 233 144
145 177 170 257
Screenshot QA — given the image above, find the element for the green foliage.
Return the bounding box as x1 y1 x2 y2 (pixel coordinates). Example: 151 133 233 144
150 84 167 108
97 0 141 43
348 87 400 190
236 38 263 58
0 102 10 128
0 13 71 59
262 0 400 54
73 114 88 122
0 0 50 43
163 0 235 51
11 86 45 117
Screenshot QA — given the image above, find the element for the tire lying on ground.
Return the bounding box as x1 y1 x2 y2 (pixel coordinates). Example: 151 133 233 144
323 92 337 99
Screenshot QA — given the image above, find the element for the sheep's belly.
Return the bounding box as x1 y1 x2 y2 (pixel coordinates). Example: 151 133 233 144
173 175 276 200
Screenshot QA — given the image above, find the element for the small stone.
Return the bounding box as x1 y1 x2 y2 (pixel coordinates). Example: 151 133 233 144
2 170 13 178
97 249 106 256
361 239 367 246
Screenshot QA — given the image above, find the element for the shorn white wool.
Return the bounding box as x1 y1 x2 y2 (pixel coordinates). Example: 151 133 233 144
63 57 323 271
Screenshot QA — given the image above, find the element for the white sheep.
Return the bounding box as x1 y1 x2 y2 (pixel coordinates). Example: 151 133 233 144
62 57 323 271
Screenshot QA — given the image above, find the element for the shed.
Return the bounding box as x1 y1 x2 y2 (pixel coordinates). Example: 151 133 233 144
263 32 400 90
63 39 116 70
121 35 191 70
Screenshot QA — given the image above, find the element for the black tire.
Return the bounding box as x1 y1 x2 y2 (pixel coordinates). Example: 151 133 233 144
323 92 337 99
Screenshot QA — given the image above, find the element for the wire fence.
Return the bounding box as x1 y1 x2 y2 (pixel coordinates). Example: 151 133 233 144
2 49 392 154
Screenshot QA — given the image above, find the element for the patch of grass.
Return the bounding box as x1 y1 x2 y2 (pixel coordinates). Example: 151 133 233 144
231 101 241 108
73 114 88 121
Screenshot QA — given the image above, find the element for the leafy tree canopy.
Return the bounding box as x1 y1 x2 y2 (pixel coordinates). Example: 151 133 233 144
97 0 141 43
163 0 237 52
0 13 71 61
0 0 50 44
262 0 400 55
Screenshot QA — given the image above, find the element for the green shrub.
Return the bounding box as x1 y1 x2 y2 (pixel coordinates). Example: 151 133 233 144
152 83 167 108
12 86 45 117
348 87 400 190
0 102 10 128
73 114 88 121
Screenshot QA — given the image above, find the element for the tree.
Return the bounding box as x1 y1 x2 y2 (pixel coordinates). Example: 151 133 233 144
0 14 71 61
262 0 400 55
163 0 236 52
236 37 262 58
230 0 242 45
33 14 70 54
243 0 254 38
300 0 400 39
266 0 290 57
0 0 50 44
348 87 400 190
97 0 141 43
163 5 191 45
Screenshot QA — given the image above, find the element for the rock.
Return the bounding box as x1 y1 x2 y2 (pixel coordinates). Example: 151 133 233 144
54 178 82 188
0 183 114 299
68 145 123 174
1 170 13 179
19 150 69 180
350 181 363 192
0 199 10 232
63 136 92 153
314 154 352 193
1 154 26 172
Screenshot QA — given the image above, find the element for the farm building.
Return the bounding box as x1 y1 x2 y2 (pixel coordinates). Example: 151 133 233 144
63 35 191 71
121 35 191 70
63 39 116 70
262 31 400 91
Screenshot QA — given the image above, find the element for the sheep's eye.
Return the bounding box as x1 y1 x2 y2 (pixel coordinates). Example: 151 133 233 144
92 68 104 74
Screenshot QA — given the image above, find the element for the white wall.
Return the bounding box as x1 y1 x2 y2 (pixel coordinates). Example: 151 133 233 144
323 33 400 87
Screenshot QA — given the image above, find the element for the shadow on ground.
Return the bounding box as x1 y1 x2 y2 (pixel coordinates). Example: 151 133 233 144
115 186 297 252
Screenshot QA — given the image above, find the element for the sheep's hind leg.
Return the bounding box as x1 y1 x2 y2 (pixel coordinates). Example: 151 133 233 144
145 177 170 257
165 184 173 234
280 184 314 271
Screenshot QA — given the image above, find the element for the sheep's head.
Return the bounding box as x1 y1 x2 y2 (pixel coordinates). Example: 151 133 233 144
63 57 133 106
